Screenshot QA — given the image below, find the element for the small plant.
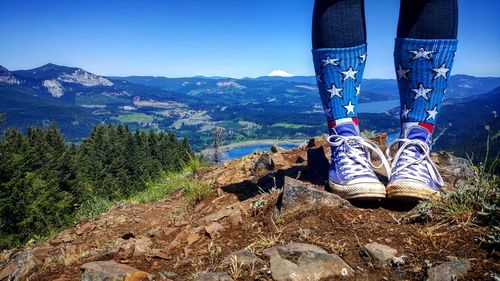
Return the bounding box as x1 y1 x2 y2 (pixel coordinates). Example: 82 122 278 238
185 153 208 174
207 242 222 265
247 233 281 253
169 211 184 226
183 180 212 204
229 256 244 280
74 195 114 221
409 133 499 250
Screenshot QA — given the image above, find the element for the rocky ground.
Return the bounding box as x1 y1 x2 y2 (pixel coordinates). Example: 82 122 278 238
0 134 498 281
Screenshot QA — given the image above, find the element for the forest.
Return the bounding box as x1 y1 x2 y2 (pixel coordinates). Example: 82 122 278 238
0 121 193 250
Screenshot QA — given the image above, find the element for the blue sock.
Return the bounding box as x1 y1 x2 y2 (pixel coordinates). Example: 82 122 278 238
394 38 457 134
312 44 367 135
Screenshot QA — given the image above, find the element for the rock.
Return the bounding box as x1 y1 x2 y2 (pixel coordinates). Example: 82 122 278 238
221 249 264 268
360 242 398 268
270 153 286 167
198 206 242 226
64 256 78 267
306 146 330 184
426 259 471 281
81 260 149 281
430 152 474 192
270 144 285 153
0 261 16 280
164 240 182 254
150 249 171 260
263 242 327 258
205 222 225 239
133 237 153 256
307 136 328 148
32 246 53 263
196 272 233 281
295 153 307 164
187 231 202 245
274 177 349 220
368 133 387 150
253 153 273 175
262 242 354 280
76 222 96 236
50 230 74 245
117 241 135 260
4 251 39 280
293 228 312 239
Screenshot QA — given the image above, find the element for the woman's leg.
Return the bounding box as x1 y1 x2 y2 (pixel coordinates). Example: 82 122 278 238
388 0 458 200
312 0 389 200
312 0 367 132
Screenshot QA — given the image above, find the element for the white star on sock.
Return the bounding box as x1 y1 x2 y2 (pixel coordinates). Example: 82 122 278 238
359 53 367 64
321 56 340 67
326 83 343 99
426 106 438 120
432 62 450 80
397 64 411 80
340 66 358 81
316 73 323 84
409 47 435 60
411 83 433 100
401 104 412 119
355 85 361 96
323 105 332 118
344 100 355 115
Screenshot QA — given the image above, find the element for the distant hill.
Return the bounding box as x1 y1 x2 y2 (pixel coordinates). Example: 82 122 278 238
435 86 500 162
1 63 499 153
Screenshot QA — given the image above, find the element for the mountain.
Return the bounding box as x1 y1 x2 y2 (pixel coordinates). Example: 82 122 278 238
435 86 500 162
0 65 21 85
1 64 499 152
267 69 294 77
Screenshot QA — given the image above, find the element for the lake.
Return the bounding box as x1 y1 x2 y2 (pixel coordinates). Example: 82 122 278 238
224 131 401 160
224 144 298 160
358 99 400 113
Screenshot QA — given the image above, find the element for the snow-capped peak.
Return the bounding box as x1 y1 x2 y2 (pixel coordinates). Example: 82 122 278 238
267 70 294 77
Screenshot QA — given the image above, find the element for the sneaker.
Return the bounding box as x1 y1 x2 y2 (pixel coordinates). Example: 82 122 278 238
386 124 444 201
327 122 390 200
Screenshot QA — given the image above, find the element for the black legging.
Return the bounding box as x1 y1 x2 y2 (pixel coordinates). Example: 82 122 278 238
312 0 458 49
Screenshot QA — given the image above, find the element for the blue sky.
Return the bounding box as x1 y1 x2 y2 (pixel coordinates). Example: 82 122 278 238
0 0 498 78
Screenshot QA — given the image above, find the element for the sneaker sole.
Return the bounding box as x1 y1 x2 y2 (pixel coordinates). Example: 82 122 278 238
386 181 441 201
329 181 386 200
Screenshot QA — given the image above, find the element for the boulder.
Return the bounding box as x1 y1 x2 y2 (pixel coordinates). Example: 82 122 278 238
253 153 273 175
76 222 96 236
274 177 348 220
426 259 471 281
360 242 398 268
270 144 286 153
221 249 264 268
262 242 354 280
270 153 286 167
205 222 225 239
80 260 149 281
196 272 233 281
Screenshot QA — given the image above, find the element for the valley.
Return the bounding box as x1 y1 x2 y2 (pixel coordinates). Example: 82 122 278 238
0 64 499 162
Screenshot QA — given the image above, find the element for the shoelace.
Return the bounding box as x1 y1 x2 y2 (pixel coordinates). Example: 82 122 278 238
386 138 444 187
327 135 391 181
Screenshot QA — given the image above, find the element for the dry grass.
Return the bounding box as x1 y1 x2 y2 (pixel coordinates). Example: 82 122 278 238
246 233 282 253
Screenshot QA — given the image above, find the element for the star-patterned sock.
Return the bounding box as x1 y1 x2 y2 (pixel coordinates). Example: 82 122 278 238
312 44 367 135
394 38 457 135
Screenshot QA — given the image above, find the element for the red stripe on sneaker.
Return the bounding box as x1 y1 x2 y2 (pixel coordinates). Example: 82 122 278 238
418 122 434 133
352 117 359 126
327 120 336 128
